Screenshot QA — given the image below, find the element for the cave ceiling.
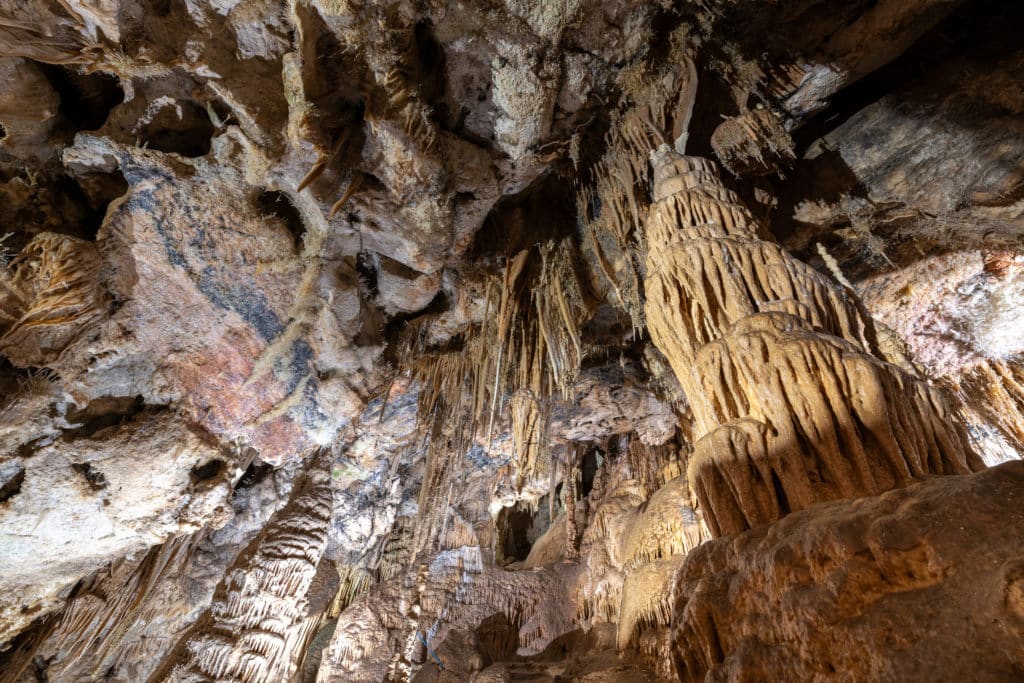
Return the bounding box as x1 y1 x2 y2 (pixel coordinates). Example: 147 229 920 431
0 0 1022 681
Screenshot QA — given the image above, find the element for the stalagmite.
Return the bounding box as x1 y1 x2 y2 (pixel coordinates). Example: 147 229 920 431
616 476 705 570
616 556 684 651
150 466 334 682
642 144 978 537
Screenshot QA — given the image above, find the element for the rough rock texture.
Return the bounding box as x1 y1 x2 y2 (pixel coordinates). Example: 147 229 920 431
0 408 236 645
0 459 301 682
56 137 377 464
1 0 1023 681
670 461 1024 682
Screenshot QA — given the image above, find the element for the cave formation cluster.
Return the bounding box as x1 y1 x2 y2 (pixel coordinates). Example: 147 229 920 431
1 0 1023 681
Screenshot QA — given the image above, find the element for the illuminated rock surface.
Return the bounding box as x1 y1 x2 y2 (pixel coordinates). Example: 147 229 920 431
0 0 1022 681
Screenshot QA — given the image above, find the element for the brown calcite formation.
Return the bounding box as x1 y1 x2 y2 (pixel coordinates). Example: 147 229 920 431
642 153 869 399
643 148 977 537
0 232 102 366
688 314 972 535
616 555 682 652
670 461 1024 682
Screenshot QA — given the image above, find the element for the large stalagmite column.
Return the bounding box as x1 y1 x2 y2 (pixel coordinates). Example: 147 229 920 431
642 147 978 537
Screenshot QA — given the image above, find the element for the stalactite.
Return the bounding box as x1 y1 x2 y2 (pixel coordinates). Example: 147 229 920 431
400 236 586 502
376 517 414 583
534 239 587 401
0 232 102 367
547 451 558 528
625 435 683 497
411 422 459 562
508 238 587 489
710 107 795 174
440 511 479 550
510 388 545 489
576 28 700 329
563 444 582 561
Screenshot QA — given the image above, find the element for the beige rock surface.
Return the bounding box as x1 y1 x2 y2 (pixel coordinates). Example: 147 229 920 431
0 410 235 644
671 460 1024 682
0 0 1022 681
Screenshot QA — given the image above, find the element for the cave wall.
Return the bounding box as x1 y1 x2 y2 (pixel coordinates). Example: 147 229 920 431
0 0 1022 681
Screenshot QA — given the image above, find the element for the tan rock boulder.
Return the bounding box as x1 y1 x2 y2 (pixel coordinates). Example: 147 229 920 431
671 461 1024 682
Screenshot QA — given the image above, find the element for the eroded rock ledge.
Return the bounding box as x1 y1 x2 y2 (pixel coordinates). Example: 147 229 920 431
671 460 1024 682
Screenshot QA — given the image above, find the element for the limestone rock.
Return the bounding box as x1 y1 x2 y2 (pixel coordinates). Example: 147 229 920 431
671 461 1024 682
0 58 60 159
0 410 235 644
0 458 301 682
53 138 374 465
